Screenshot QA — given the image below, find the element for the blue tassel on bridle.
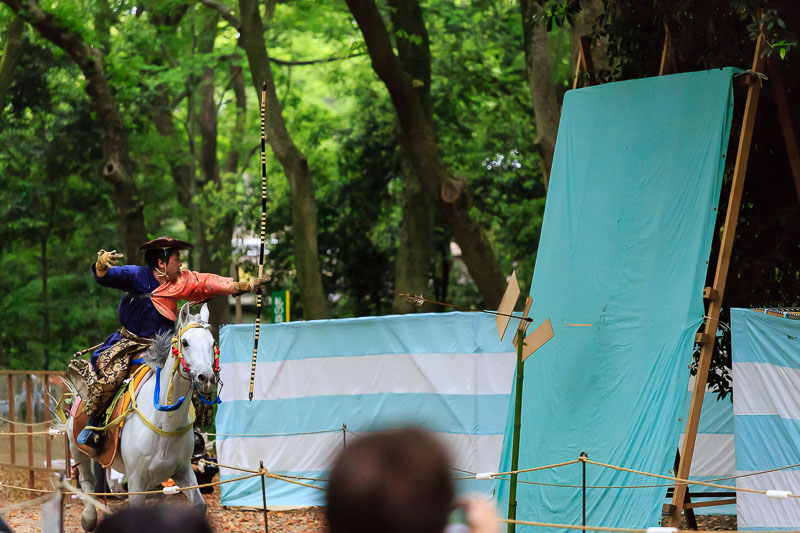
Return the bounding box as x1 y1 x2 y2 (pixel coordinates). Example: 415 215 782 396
153 366 187 412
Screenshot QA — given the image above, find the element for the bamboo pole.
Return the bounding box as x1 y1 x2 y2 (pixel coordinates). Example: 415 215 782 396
507 328 526 533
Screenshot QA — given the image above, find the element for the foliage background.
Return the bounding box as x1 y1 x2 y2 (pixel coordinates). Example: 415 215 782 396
0 0 797 378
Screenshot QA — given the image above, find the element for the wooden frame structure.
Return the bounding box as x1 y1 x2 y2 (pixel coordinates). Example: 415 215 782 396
0 370 72 489
667 25 800 527
658 23 678 76
572 35 595 89
569 22 800 527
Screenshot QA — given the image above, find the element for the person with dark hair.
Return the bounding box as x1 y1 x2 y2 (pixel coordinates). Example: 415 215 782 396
96 505 212 533
326 427 499 533
69 236 267 450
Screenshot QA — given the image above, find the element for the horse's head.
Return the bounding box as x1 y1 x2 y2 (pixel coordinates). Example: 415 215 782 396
175 302 219 395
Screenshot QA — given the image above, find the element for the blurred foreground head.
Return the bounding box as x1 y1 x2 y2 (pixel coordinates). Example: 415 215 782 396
327 427 454 533
96 505 212 533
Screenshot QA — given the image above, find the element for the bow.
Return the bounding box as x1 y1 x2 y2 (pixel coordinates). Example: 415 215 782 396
249 82 269 401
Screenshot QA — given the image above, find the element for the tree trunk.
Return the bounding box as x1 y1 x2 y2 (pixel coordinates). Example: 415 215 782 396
2 0 148 260
393 153 435 313
195 10 231 329
239 0 330 319
0 15 24 111
346 0 506 308
224 63 246 174
226 62 247 326
387 0 435 314
520 0 561 190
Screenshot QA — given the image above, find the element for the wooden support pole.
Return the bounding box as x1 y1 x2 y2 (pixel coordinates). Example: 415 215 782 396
7 375 14 465
767 57 800 203
44 375 51 469
668 31 767 527
572 36 595 90
25 374 34 488
658 23 676 76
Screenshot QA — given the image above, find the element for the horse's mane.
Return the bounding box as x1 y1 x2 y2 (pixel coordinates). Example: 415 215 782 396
145 330 173 370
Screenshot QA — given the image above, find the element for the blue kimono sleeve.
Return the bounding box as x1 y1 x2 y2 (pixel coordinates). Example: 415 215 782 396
91 264 142 293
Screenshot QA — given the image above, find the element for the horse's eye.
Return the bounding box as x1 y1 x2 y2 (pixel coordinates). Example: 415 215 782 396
182 339 189 348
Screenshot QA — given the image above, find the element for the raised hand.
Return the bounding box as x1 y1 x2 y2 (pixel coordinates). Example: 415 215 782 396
96 249 124 272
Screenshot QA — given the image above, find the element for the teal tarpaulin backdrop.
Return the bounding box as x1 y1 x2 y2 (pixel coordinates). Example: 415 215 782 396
497 68 738 531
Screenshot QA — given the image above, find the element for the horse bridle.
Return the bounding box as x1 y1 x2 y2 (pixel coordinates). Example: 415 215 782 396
171 322 221 375
154 321 222 410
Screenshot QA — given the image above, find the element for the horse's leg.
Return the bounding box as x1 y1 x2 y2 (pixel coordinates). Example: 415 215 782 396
125 472 148 507
172 463 207 513
71 448 98 532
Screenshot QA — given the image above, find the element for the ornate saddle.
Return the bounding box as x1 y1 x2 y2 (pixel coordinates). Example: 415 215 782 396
72 364 152 467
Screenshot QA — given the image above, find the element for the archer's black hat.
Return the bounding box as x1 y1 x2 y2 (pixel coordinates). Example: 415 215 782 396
139 236 194 252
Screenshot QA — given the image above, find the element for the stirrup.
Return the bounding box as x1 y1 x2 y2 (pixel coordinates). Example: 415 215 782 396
77 419 105 449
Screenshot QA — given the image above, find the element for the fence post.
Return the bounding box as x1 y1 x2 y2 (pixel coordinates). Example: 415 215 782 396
26 374 34 488
62 382 71 481
44 374 52 470
8 374 15 465
342 423 347 449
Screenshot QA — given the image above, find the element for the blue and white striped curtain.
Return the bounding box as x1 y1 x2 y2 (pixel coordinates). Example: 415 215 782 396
677 375 735 514
732 308 800 530
216 312 516 507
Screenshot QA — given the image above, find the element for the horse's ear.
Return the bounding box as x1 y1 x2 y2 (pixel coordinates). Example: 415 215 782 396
178 302 191 328
199 303 209 323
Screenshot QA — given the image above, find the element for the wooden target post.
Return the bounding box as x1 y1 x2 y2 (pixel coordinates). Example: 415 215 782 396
496 272 554 533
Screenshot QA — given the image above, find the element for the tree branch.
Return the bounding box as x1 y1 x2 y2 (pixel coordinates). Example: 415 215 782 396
196 0 365 66
197 0 241 30
267 52 366 66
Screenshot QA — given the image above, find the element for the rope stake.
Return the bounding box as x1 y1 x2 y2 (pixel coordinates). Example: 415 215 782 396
260 460 269 533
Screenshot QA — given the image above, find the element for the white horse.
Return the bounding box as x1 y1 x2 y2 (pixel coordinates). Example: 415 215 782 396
65 303 218 531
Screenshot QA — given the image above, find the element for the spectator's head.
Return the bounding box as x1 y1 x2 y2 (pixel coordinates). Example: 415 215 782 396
327 427 454 533
96 505 212 533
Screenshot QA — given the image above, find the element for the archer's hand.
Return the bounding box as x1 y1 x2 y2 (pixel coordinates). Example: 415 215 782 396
233 277 269 293
96 249 123 272
250 277 269 292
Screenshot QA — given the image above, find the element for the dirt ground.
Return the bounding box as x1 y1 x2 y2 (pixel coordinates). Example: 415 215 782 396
0 469 326 532
0 469 736 532
664 512 736 531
